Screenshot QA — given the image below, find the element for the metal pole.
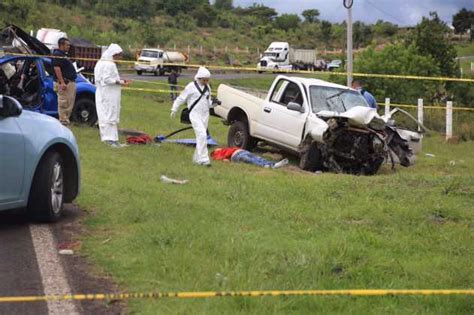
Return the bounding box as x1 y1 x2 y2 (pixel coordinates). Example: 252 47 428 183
345 0 354 87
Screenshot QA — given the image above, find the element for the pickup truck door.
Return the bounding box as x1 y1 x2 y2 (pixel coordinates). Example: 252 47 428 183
257 79 308 148
0 112 25 204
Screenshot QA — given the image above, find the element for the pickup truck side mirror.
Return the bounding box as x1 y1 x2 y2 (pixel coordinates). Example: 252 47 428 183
0 95 22 117
287 102 305 113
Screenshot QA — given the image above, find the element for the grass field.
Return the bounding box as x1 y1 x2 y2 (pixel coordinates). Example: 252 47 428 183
73 78 474 314
455 42 474 78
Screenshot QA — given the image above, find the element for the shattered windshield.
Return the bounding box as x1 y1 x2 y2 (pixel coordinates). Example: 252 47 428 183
141 50 159 58
310 86 369 113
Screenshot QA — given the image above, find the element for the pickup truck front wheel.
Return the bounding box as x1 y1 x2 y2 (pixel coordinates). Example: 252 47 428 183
228 121 256 150
299 142 323 172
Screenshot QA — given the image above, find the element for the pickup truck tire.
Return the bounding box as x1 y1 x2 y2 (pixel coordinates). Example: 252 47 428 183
72 97 98 126
28 151 64 222
136 70 142 75
299 142 323 172
228 121 256 151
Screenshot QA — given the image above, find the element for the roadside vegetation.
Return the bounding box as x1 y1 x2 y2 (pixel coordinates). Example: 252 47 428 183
72 77 474 314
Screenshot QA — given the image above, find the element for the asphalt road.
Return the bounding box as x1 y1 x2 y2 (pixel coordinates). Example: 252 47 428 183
0 206 122 315
121 70 275 82
0 212 48 315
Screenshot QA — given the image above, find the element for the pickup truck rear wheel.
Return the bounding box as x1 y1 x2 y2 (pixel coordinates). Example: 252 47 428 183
136 70 142 75
228 121 256 151
28 151 64 222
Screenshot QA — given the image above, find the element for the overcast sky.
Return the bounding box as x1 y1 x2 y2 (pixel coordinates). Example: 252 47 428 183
232 0 474 26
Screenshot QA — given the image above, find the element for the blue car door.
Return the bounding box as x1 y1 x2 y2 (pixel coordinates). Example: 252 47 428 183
38 59 58 116
0 113 25 204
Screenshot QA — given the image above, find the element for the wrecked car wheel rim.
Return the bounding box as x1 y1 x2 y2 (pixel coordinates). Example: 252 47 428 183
51 162 63 214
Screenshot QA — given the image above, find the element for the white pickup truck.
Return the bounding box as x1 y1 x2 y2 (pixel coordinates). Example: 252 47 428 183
215 76 420 175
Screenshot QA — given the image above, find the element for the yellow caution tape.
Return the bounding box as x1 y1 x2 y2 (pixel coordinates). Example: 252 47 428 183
6 52 474 83
0 289 472 303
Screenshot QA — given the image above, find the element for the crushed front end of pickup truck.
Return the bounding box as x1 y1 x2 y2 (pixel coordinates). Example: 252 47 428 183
306 107 418 175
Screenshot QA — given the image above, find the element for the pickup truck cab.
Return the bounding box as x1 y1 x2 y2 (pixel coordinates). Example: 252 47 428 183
215 76 418 175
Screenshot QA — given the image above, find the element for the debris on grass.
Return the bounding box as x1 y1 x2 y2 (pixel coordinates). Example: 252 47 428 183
160 175 189 185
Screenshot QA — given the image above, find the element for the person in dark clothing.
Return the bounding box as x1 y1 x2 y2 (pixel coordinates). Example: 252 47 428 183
52 38 77 126
351 80 377 109
168 68 179 101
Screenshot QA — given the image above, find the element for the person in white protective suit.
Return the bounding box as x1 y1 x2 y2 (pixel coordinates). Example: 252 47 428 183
94 44 132 147
170 67 213 166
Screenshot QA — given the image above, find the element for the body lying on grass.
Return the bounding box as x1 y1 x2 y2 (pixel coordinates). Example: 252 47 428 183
211 147 289 169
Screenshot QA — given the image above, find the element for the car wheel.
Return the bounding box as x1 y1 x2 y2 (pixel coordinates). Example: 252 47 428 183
28 151 64 222
299 142 323 172
72 97 97 126
137 70 142 75
228 121 256 151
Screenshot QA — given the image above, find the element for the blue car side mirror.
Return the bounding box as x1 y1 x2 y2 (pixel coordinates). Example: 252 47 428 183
0 95 22 117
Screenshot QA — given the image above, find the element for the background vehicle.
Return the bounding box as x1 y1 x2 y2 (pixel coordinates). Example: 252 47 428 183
135 48 187 76
257 42 317 72
0 25 97 125
326 59 342 71
36 28 102 81
215 76 420 175
0 95 80 221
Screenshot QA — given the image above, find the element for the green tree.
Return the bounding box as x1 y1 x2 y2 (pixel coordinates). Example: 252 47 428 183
408 12 458 77
274 14 301 32
214 0 233 10
353 21 373 48
302 9 320 23
452 8 474 37
320 20 332 44
191 3 217 27
373 20 398 37
234 4 277 24
354 44 440 103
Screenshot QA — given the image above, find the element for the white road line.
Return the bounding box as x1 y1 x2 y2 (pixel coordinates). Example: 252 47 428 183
29 224 79 315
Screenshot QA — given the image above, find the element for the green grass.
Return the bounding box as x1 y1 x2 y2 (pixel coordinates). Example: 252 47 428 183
73 80 474 314
455 42 474 78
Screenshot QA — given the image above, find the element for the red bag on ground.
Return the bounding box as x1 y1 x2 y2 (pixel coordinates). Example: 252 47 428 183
126 134 153 145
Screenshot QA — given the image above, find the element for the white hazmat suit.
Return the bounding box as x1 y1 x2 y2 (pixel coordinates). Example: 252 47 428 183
94 44 123 142
171 67 212 165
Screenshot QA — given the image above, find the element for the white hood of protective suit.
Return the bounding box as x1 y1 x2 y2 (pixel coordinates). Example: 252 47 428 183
194 67 211 80
100 43 123 61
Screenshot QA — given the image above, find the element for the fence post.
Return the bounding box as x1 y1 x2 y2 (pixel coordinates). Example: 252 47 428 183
417 98 424 132
384 98 390 117
213 46 216 54
225 46 228 53
200 45 203 54
173 43 176 50
446 101 453 141
257 47 260 57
